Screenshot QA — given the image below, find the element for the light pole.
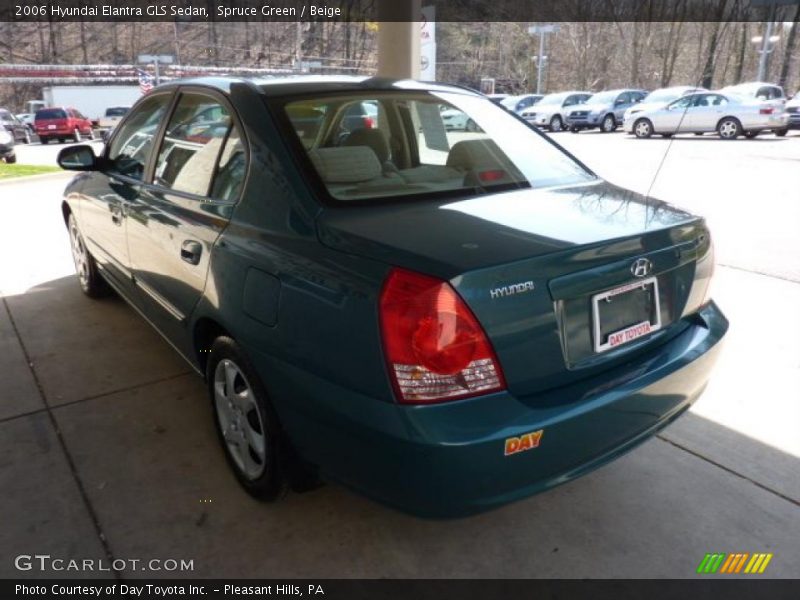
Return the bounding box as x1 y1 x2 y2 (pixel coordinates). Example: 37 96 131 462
528 24 558 94
752 25 781 81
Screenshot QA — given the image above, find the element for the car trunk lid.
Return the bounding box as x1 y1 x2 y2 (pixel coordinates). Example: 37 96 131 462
317 180 713 396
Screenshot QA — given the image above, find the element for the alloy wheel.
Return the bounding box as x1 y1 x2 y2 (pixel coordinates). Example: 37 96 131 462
634 119 652 138
213 359 267 480
550 116 563 132
602 115 616 132
718 119 739 139
69 218 90 288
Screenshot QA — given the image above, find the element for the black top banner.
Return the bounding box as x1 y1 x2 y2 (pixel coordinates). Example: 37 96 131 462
1 0 800 23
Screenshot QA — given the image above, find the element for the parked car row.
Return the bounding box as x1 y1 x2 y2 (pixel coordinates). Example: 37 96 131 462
488 81 795 140
0 104 131 147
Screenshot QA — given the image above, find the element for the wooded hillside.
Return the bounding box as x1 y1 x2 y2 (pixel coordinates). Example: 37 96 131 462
1 19 798 110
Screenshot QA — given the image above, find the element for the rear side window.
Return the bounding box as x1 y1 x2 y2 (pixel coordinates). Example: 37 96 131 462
36 109 67 120
107 93 172 181
153 92 238 197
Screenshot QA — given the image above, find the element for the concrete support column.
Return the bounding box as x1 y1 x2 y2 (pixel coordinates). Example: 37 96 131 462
377 0 421 79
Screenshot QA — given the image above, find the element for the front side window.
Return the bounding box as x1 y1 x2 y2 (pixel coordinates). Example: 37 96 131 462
280 91 594 203
153 93 236 197
669 96 694 110
108 93 172 180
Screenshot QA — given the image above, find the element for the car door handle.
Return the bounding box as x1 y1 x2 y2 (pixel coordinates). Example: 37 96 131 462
180 240 203 265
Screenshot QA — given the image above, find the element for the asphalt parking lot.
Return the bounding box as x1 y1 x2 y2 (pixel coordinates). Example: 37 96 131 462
1 132 799 578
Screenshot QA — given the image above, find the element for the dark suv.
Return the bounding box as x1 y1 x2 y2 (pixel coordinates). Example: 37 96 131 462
0 108 32 144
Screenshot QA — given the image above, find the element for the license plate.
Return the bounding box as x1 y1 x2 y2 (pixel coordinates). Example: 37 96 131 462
592 277 661 353
47 124 56 129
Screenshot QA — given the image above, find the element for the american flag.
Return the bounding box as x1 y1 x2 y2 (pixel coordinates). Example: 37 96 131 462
137 69 153 95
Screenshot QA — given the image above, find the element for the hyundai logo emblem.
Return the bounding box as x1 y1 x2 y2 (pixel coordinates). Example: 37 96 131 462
631 258 653 278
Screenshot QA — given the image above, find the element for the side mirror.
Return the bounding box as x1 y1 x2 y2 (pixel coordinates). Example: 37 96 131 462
57 145 98 171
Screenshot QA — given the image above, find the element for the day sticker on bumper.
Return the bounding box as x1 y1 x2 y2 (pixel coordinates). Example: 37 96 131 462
504 429 544 456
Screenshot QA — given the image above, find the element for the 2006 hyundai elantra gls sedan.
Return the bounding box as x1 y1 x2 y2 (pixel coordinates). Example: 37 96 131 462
57 76 727 517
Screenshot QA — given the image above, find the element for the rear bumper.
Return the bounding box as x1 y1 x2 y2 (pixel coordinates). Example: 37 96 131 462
252 302 728 517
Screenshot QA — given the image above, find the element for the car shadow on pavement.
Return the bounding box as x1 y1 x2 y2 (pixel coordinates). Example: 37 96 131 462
1 274 798 578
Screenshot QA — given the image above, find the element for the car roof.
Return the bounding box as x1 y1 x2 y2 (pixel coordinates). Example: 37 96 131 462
722 82 781 92
543 91 592 97
591 88 646 95
155 75 484 99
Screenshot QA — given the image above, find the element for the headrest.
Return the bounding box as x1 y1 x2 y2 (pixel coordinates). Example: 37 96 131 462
342 128 390 164
446 139 505 171
308 146 381 184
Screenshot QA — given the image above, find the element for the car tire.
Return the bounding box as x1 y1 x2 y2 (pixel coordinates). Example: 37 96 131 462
73 128 81 143
633 118 653 139
775 128 788 137
601 114 616 133
40 136 49 144
570 126 580 133
549 115 563 132
68 213 110 298
207 336 288 501
5 153 17 164
744 131 759 139
717 117 741 140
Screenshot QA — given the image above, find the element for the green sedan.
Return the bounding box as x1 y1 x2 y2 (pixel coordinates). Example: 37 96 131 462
57 76 728 517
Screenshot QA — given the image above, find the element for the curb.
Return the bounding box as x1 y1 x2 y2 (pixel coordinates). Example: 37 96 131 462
0 170 71 185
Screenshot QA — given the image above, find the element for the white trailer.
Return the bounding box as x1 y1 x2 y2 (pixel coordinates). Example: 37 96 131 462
40 86 142 123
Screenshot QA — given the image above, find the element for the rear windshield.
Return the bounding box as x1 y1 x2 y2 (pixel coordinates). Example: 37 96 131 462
278 91 594 204
105 107 129 117
36 109 67 120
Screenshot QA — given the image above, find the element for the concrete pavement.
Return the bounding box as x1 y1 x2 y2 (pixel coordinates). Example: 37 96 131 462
1 135 798 578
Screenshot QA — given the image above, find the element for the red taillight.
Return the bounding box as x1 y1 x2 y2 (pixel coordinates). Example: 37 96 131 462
362 116 374 129
759 107 774 115
478 169 506 183
379 268 506 404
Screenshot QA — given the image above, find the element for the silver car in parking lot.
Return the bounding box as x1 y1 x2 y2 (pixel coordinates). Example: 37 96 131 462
625 91 790 139
520 91 593 132
624 85 706 124
500 94 543 114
